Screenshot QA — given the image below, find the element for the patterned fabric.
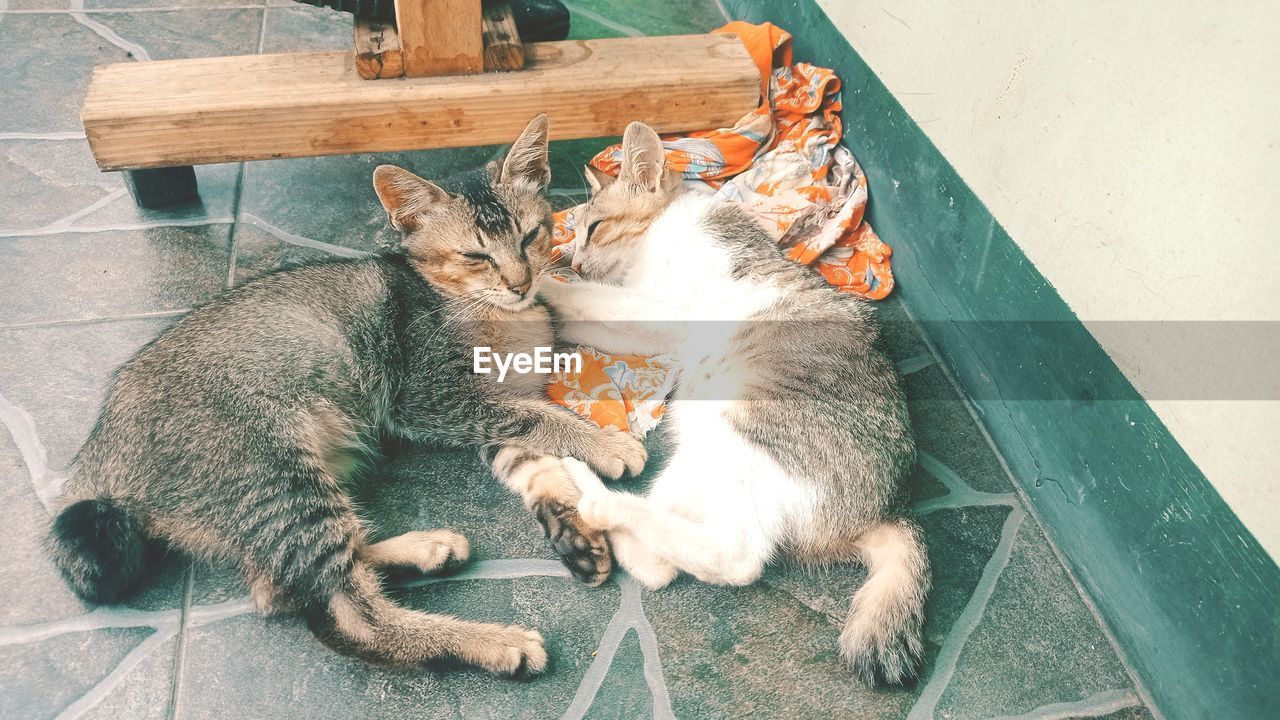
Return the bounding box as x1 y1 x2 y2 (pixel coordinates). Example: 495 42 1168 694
545 347 674 436
545 21 894 433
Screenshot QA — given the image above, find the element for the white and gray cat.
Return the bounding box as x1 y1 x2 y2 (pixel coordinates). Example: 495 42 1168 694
541 122 930 685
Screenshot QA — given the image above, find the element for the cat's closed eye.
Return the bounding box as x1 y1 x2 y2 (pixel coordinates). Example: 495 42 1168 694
585 220 602 242
521 228 540 249
462 252 495 266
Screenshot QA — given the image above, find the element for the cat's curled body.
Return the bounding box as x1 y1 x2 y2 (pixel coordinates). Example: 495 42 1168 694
544 122 931 685
47 116 643 675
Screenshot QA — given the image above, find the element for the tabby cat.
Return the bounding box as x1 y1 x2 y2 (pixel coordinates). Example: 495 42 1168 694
544 122 930 685
47 116 642 675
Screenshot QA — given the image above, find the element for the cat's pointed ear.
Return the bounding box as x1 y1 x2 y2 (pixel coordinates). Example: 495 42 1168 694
619 121 667 193
372 165 449 232
584 164 616 194
496 113 551 190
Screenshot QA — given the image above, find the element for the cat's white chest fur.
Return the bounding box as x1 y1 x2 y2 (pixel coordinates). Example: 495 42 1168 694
623 194 782 324
549 192 813 587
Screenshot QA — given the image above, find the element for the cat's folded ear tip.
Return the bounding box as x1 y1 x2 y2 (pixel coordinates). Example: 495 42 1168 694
372 164 405 183
523 113 550 136
624 121 657 137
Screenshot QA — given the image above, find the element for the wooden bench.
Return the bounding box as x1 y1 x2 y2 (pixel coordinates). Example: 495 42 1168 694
79 0 759 207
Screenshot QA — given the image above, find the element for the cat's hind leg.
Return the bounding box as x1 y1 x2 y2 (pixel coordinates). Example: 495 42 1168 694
314 559 548 676
361 530 470 576
235 441 546 675
239 503 546 675
565 458 768 587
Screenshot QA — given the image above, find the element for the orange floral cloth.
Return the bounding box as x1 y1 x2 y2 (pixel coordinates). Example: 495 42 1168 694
546 22 894 433
545 347 673 436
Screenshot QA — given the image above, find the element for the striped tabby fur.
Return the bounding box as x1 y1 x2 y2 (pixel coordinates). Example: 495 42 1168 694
46 116 642 675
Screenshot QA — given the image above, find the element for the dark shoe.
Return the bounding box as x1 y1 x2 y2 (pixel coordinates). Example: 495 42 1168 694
294 0 395 21
509 0 570 42
291 0 570 42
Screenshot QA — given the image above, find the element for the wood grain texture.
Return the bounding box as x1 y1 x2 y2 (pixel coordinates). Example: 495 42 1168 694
482 0 524 71
81 34 760 171
354 17 404 80
396 0 484 77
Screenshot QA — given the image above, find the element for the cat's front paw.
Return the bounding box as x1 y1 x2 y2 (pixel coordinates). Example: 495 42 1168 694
564 457 625 531
576 492 622 530
582 427 647 480
537 278 582 319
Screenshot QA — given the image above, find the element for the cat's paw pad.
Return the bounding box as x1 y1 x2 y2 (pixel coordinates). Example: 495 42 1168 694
533 499 612 587
584 428 647 480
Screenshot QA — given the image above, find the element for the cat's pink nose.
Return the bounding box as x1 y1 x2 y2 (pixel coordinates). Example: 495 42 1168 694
510 280 532 295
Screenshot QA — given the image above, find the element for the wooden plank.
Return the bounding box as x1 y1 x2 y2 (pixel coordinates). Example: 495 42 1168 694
357 3 520 80
396 0 484 77
81 34 761 171
353 17 404 80
482 0 524 71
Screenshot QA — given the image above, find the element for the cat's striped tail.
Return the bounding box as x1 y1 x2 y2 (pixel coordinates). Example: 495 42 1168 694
482 445 613 585
840 517 931 686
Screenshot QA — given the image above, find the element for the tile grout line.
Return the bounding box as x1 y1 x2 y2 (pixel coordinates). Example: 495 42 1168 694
256 0 268 54
28 188 130 236
220 1 264 289
0 218 236 240
165 566 196 720
629 583 675 719
897 352 936 376
982 688 1141 720
560 589 632 720
560 575 674 720
0 131 86 141
906 505 1026 720
398 558 569 587
2 6 264 14
224 163 247 289
0 390 62 511
895 298 1163 718
240 212 373 259
0 308 191 332
55 628 180 720
561 2 644 37
69 0 152 61
713 0 733 23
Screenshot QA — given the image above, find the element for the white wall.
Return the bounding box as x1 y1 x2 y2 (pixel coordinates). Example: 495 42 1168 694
815 0 1280 556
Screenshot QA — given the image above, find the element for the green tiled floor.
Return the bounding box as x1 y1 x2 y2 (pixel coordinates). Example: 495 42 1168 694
0 1 1151 718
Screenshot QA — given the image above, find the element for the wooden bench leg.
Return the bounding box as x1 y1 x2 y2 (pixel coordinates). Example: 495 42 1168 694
124 166 200 208
396 0 484 77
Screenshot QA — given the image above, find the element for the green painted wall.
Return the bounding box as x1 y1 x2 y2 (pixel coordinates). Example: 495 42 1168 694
721 1 1280 717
